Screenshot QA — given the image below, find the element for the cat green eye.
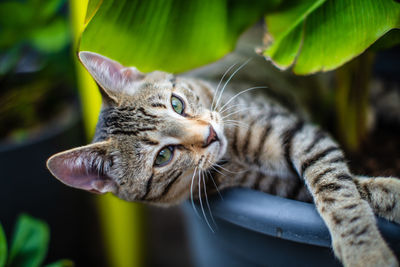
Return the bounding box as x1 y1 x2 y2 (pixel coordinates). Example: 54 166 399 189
155 146 174 166
171 95 184 115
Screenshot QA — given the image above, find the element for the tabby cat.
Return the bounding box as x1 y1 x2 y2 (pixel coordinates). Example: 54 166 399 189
47 51 400 267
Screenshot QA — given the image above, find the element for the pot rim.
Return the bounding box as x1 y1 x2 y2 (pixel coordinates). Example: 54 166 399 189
202 188 400 247
0 103 80 153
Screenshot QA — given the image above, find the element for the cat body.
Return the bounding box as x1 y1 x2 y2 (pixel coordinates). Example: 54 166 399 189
47 52 400 267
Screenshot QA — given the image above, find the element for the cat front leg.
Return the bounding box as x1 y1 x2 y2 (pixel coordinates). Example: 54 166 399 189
354 176 400 224
286 121 398 267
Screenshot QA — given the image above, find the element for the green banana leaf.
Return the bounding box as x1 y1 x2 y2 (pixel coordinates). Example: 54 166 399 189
263 0 400 75
80 0 281 73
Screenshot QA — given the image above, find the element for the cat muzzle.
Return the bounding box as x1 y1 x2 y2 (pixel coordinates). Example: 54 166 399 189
203 125 219 148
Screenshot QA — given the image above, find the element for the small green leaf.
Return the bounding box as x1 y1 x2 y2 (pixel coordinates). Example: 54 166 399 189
44 259 74 267
7 214 50 267
29 17 70 53
264 0 400 75
265 0 326 41
80 0 280 73
264 23 303 69
264 0 326 69
0 222 7 267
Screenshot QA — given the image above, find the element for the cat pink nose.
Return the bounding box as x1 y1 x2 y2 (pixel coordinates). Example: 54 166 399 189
203 125 219 147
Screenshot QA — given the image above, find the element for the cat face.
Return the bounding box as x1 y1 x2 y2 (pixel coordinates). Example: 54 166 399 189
47 52 227 205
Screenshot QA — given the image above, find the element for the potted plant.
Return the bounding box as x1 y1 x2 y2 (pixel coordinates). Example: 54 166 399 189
0 0 104 265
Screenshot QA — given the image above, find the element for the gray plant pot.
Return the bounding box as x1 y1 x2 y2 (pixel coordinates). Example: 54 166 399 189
183 188 400 267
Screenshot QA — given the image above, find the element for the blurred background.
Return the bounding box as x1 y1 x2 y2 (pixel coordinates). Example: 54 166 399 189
0 0 399 266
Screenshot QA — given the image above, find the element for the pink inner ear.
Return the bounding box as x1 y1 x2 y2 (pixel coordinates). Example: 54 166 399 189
79 51 125 86
47 149 117 194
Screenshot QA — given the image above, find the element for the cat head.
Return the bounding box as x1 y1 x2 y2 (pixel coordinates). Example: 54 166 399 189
47 51 227 205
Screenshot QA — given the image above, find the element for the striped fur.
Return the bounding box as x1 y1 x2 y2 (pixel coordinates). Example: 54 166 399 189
48 52 400 267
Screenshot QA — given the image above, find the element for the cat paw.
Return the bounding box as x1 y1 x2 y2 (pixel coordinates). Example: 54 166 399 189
355 176 400 224
335 239 398 267
373 177 400 224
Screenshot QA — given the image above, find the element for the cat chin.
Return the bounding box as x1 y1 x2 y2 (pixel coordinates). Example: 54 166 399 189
199 141 227 170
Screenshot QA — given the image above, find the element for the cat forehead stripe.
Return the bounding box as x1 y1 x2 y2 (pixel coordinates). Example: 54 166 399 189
103 106 160 136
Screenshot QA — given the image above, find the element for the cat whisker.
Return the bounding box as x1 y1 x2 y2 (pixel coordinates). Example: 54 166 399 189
219 103 247 114
221 107 258 120
198 169 215 233
218 86 267 112
211 162 246 174
207 169 223 200
209 164 227 177
214 58 252 112
223 119 248 124
190 166 201 219
203 171 218 230
219 103 249 113
212 62 238 112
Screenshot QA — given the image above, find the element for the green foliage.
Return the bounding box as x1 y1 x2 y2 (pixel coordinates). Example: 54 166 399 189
7 214 50 267
0 224 7 267
0 215 73 267
80 0 400 75
0 0 70 75
80 0 281 73
0 0 77 142
30 18 69 53
263 0 400 75
0 0 69 51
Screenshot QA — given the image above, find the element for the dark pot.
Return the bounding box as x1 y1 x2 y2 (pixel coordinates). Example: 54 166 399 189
0 107 105 266
183 188 400 267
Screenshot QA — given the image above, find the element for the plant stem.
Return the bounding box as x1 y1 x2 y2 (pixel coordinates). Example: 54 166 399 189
69 1 144 267
335 52 374 152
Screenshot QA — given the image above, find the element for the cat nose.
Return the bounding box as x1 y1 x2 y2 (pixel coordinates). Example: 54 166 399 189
203 125 219 148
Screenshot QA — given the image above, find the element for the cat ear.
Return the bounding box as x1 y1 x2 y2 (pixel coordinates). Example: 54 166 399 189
47 141 117 194
78 51 144 103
